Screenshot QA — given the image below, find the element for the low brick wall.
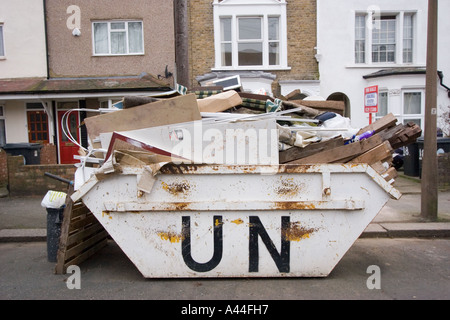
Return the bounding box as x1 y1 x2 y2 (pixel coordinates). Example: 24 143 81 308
438 153 450 191
7 155 76 197
0 149 7 188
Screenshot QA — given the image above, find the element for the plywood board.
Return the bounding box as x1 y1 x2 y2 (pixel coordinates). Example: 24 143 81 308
84 94 201 142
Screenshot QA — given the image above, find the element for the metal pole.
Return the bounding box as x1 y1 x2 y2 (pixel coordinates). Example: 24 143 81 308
421 0 438 221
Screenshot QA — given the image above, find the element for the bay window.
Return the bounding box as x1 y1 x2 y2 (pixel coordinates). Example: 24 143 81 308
214 0 288 70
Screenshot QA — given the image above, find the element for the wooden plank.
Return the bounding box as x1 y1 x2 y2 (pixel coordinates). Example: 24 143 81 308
370 161 389 175
55 186 74 275
289 100 345 112
62 238 108 272
357 113 398 135
84 94 201 142
68 214 98 232
381 167 398 183
387 122 422 149
349 141 393 165
281 136 344 164
65 230 109 261
66 223 105 247
289 134 384 164
281 101 321 118
70 202 91 219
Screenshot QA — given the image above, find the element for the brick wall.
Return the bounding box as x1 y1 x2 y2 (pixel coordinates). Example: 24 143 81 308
188 0 215 87
438 153 450 191
7 155 76 197
0 149 7 188
281 0 318 81
40 144 58 165
187 0 319 88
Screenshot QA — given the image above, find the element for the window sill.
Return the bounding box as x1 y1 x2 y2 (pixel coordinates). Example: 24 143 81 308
0 56 6 60
92 53 145 57
212 66 291 72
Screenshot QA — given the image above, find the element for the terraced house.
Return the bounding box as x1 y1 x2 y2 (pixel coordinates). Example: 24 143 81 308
0 0 175 165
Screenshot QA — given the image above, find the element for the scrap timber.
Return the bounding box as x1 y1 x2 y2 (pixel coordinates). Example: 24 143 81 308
280 113 421 184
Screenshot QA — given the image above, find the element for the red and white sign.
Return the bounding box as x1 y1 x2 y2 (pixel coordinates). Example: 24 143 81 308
364 85 379 113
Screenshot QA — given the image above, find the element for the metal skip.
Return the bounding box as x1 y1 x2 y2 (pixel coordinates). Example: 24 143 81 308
71 163 400 278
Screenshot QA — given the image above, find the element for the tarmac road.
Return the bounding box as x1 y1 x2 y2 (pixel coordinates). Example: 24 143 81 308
1 238 449 301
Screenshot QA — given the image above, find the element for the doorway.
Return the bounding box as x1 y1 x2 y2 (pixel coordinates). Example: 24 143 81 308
57 105 80 164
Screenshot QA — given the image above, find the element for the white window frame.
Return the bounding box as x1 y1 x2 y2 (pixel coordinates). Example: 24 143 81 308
92 20 144 56
354 11 417 66
401 89 425 131
0 105 6 146
375 90 389 119
0 23 6 59
213 0 289 71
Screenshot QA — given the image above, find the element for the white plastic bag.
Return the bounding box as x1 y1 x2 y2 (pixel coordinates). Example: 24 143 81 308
41 191 67 209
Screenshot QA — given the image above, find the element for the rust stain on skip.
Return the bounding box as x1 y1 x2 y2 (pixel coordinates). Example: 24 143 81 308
158 231 184 243
282 222 317 242
274 178 303 198
161 180 191 195
273 202 317 210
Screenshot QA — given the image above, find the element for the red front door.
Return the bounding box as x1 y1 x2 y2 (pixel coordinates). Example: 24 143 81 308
58 110 80 164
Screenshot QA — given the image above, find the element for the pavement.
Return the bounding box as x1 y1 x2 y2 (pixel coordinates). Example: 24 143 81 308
0 171 449 242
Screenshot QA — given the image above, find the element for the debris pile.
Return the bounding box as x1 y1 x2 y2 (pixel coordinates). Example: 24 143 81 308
73 85 422 190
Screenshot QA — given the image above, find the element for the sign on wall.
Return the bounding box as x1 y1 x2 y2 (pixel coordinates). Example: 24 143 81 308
364 85 379 113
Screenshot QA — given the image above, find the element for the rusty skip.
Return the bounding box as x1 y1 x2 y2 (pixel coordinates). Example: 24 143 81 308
161 180 191 195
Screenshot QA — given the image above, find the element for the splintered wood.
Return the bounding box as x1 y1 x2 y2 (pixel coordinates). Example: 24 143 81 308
280 113 422 185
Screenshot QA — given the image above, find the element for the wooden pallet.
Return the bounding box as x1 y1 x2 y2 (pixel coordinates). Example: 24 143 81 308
55 186 109 274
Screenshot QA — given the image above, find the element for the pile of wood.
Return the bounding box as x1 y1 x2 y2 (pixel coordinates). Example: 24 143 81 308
279 113 422 184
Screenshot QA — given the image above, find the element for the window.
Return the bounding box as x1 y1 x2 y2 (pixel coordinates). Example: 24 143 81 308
355 12 416 65
355 15 366 63
26 103 49 144
0 106 5 146
376 91 389 118
214 0 288 70
93 21 144 55
403 14 414 63
372 16 396 63
0 24 5 57
237 17 263 66
402 91 424 129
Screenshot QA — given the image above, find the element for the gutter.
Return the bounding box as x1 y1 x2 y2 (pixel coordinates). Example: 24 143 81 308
363 69 426 79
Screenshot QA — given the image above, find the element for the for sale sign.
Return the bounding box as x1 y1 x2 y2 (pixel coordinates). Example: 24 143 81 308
364 85 378 113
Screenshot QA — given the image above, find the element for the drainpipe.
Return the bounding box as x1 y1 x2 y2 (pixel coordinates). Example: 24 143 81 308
174 0 190 88
437 70 450 97
43 0 50 80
